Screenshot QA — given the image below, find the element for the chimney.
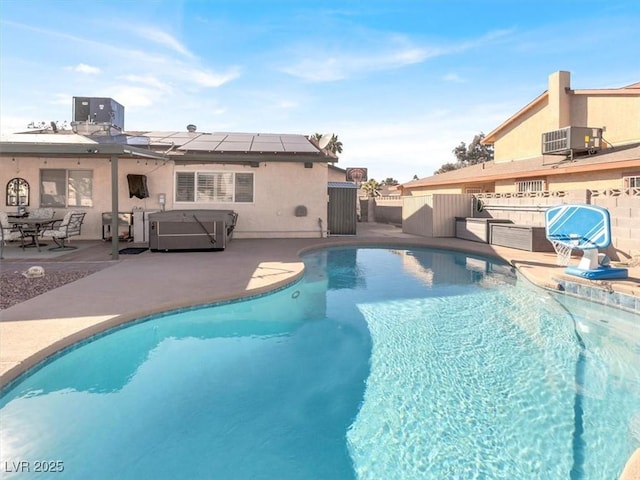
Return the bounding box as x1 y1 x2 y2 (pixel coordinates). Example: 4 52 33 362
548 71 572 129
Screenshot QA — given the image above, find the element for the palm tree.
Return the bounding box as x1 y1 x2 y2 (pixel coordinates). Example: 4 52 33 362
328 134 343 154
312 132 343 155
361 179 381 197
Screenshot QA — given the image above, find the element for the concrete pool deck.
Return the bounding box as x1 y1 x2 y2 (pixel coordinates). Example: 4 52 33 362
1 222 639 477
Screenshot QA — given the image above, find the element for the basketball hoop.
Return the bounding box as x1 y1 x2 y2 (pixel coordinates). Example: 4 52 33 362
551 240 574 266
346 168 367 187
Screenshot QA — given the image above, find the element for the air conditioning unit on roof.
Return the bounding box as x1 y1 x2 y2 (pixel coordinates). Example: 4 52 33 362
541 126 602 156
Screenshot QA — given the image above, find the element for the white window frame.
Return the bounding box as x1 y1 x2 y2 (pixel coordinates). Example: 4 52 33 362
623 175 640 188
515 179 545 193
40 169 93 208
175 171 254 204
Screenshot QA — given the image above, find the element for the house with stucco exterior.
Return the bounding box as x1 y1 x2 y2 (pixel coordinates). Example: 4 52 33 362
400 71 640 195
0 97 338 241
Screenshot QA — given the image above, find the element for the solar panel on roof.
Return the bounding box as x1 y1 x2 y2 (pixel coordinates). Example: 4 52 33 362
221 134 254 142
252 136 282 143
178 137 223 151
251 141 285 152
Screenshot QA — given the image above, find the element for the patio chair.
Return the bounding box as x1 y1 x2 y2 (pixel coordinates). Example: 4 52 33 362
21 208 56 248
41 211 86 250
1 212 24 259
28 208 55 219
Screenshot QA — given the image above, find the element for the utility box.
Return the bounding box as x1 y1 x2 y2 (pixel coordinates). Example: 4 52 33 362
541 126 602 156
73 97 125 130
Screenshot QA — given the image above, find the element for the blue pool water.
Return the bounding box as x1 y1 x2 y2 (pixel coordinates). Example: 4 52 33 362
1 247 639 479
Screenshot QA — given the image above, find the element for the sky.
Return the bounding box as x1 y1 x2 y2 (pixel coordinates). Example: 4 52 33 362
1 0 639 183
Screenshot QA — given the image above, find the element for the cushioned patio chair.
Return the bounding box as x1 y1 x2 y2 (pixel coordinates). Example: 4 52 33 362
1 212 24 259
41 211 86 250
28 207 55 219
20 208 55 248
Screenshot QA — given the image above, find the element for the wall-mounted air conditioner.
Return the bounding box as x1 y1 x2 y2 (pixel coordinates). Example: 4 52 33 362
541 126 602 156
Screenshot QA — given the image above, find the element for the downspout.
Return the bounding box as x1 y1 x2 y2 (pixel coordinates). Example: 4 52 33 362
111 154 119 260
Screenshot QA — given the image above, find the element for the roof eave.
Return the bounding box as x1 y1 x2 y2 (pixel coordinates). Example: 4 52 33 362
0 142 168 160
170 151 328 164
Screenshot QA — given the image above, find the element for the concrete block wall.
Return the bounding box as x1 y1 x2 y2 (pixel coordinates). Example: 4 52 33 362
589 189 640 259
369 189 638 260
474 189 639 260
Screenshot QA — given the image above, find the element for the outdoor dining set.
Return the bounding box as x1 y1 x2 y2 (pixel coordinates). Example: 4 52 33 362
0 209 86 259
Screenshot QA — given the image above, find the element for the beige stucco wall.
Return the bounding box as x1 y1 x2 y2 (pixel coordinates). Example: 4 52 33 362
1 155 329 240
547 170 632 191
492 170 637 193
173 162 328 238
328 165 346 182
407 185 464 195
492 71 640 163
493 99 550 163
572 94 640 146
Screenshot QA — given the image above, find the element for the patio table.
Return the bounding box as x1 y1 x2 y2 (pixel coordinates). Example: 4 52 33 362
9 217 61 252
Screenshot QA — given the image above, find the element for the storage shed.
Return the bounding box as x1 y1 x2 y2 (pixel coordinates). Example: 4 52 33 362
327 182 357 235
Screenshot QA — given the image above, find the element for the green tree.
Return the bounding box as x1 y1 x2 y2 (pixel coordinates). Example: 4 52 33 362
328 134 343 154
434 162 459 175
434 132 493 174
381 177 399 186
361 179 381 197
452 133 493 166
312 132 343 155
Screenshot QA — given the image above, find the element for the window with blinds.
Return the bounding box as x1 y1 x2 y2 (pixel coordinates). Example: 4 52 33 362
175 171 254 203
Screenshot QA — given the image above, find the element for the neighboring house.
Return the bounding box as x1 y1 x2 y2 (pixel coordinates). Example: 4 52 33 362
328 164 348 183
401 71 640 195
0 99 338 240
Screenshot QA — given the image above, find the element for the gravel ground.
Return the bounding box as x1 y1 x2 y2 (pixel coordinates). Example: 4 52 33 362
0 263 112 310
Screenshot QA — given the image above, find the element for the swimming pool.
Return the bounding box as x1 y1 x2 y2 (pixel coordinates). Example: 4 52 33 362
1 247 638 479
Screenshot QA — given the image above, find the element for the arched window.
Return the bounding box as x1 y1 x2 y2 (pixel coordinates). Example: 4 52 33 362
6 177 30 206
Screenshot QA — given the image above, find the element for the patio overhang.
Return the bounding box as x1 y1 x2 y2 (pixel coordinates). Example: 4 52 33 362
0 141 168 260
0 141 167 160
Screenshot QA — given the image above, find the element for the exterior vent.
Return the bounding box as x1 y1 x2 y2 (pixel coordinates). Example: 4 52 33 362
541 127 602 156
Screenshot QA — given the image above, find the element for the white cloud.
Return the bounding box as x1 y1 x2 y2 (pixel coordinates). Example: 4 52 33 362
72 63 101 75
187 67 242 88
135 27 194 58
109 86 159 108
442 73 465 83
281 28 515 83
119 74 173 92
281 44 436 82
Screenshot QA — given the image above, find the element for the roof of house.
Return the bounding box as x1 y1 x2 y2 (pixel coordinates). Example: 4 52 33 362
328 163 346 173
401 144 640 189
483 81 640 144
0 129 333 162
0 132 167 159
328 181 357 189
141 131 322 155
